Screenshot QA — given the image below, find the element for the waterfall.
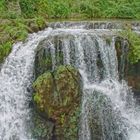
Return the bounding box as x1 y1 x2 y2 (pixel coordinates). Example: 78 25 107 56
0 28 52 140
0 21 140 140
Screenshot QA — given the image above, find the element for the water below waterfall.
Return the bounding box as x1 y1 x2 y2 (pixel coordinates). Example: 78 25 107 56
0 21 140 140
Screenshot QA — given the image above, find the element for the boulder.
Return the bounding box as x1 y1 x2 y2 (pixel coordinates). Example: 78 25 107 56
33 65 82 140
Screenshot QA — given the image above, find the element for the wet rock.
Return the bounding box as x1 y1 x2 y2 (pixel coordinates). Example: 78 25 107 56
32 112 55 140
126 61 140 94
35 46 53 77
115 36 140 98
84 90 128 140
115 36 129 80
33 65 82 140
34 36 64 77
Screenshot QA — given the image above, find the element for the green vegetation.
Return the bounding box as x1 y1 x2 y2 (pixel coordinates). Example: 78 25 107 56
2 0 140 19
118 26 140 64
32 112 55 139
0 42 12 63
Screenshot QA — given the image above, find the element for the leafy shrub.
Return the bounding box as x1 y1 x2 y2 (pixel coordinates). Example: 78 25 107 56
119 28 140 64
0 42 12 63
47 1 71 18
19 0 38 18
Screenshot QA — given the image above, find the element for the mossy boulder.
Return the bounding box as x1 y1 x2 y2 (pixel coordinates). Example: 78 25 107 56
33 65 82 139
31 112 55 140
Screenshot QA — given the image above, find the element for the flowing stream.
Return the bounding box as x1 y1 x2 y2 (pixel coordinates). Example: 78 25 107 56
0 21 140 140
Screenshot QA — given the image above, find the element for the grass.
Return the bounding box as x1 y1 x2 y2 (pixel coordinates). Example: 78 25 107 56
1 0 140 19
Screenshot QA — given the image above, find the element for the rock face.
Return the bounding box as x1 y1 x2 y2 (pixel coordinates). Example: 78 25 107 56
33 65 82 140
31 113 55 140
115 37 140 95
126 62 140 94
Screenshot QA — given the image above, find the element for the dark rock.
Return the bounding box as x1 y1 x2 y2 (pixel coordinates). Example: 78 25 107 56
34 36 65 77
32 112 56 140
126 61 140 95
115 36 129 80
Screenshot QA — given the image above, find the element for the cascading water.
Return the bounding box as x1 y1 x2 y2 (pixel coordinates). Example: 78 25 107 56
0 21 140 140
0 28 52 140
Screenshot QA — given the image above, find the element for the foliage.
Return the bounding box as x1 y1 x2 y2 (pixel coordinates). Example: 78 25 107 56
31 112 54 139
0 16 47 63
0 42 12 63
1 0 140 19
118 27 140 64
19 0 36 18
47 1 71 18
63 106 80 139
34 93 42 104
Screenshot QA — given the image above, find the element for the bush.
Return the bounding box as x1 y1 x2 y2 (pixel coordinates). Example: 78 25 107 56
0 42 12 63
119 28 140 64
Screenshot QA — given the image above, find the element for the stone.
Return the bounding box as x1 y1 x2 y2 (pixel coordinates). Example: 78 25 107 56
33 65 82 140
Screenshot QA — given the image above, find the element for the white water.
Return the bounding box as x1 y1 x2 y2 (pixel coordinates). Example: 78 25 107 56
0 22 140 140
0 28 52 140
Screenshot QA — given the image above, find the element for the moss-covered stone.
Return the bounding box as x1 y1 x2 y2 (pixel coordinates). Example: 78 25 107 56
33 65 82 139
0 42 12 63
33 72 54 118
32 112 55 140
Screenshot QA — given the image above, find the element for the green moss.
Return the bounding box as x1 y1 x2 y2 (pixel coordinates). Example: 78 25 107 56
0 16 48 64
31 112 55 139
0 42 12 63
33 93 42 104
106 37 112 45
33 65 82 139
35 16 46 29
63 106 80 139
118 27 140 64
33 72 53 93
